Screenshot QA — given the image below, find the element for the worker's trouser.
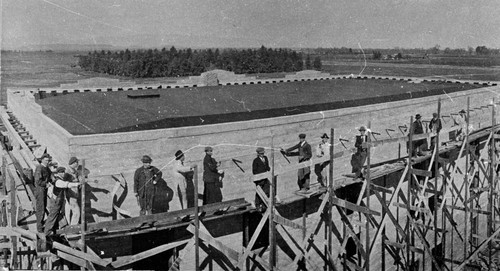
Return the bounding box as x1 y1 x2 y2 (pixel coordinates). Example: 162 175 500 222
314 161 330 186
254 179 270 210
35 186 47 233
44 195 64 235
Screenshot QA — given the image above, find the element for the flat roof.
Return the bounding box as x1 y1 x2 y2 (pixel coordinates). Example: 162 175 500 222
36 78 478 135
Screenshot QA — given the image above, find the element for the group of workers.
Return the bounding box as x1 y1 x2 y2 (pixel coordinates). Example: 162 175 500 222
34 154 83 236
36 108 470 230
133 146 225 216
133 133 335 215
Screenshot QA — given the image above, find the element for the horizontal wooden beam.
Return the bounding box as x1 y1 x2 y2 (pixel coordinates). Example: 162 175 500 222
274 214 304 230
332 197 381 216
412 168 432 177
58 198 250 235
413 222 446 233
444 204 491 215
111 239 190 268
391 202 430 214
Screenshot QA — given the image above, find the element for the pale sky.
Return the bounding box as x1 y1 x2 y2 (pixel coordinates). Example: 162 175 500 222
2 0 499 50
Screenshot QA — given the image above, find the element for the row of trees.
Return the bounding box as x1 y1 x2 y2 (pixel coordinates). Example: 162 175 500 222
307 45 499 56
78 46 322 78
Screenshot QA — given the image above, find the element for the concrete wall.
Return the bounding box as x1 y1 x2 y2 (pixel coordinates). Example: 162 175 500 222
7 90 72 165
7 83 500 219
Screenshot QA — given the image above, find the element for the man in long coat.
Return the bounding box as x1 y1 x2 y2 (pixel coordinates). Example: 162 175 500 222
134 155 162 216
283 133 312 192
412 114 425 156
252 147 270 212
203 147 224 205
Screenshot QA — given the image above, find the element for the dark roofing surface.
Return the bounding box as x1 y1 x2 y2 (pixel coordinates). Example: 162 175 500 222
36 79 479 135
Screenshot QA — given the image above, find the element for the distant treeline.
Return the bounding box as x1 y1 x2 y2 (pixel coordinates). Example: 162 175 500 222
77 46 322 78
300 45 500 56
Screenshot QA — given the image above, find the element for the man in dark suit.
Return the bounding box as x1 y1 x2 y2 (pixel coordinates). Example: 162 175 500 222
282 133 312 192
134 155 162 216
203 146 224 205
412 114 425 156
351 126 369 179
252 147 270 212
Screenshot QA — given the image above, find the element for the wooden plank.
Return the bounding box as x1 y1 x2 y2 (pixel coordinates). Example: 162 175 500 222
56 251 87 268
392 202 431 214
457 227 500 269
444 204 491 215
273 213 304 230
370 183 393 194
58 198 250 235
237 209 270 269
187 224 239 262
413 222 446 233
331 197 381 216
111 239 190 268
412 168 432 177
52 242 111 267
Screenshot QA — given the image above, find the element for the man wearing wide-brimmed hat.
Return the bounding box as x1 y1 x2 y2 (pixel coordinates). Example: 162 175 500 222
172 150 193 210
134 155 162 216
202 147 224 205
314 133 331 187
252 147 270 212
282 133 312 192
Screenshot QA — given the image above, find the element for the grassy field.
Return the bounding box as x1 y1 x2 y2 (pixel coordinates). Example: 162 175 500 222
320 54 500 67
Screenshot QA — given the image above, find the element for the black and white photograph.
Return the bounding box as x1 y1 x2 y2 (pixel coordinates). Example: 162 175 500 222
1 0 500 270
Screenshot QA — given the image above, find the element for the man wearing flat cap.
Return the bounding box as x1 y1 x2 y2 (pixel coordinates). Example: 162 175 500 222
172 150 193 210
411 114 425 156
351 126 369 179
64 156 81 225
252 147 271 212
203 147 224 205
429 113 442 151
134 155 162 216
45 167 81 235
282 133 312 192
34 153 52 233
315 133 331 187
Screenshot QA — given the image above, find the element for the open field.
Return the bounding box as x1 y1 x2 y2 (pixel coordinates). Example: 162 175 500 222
320 54 500 67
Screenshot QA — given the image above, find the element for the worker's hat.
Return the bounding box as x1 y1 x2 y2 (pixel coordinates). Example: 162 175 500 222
141 155 152 163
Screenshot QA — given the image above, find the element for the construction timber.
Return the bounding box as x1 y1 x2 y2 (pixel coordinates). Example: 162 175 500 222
0 96 499 270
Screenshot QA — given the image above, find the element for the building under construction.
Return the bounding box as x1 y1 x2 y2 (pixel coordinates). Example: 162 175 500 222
0 70 500 270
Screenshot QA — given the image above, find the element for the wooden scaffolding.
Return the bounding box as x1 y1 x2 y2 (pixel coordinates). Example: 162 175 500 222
0 96 499 270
